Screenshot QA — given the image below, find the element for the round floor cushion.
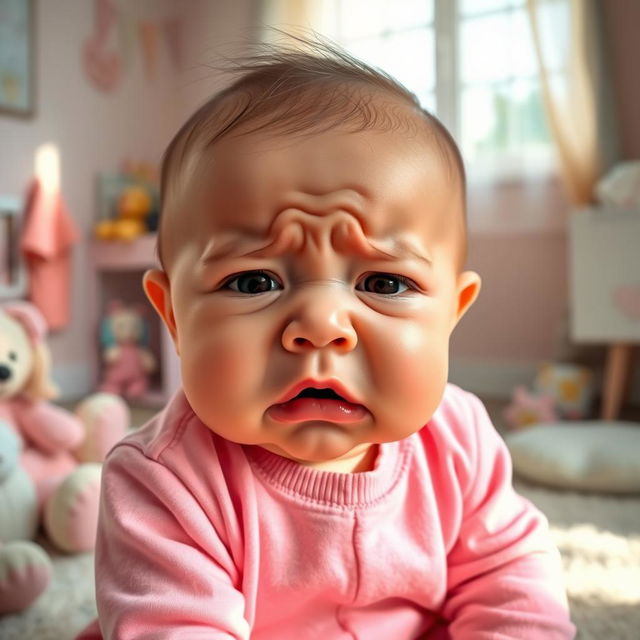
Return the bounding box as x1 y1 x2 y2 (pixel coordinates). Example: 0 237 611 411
504 421 640 493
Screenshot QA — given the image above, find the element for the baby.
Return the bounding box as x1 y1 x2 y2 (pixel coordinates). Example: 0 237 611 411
79 43 575 639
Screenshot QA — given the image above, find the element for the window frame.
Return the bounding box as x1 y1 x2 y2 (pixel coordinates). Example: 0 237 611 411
334 0 558 184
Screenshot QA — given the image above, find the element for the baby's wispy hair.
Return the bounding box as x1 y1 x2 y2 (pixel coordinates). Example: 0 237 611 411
158 33 466 266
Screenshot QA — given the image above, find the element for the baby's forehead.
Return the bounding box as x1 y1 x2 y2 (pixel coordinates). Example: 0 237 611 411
161 122 466 271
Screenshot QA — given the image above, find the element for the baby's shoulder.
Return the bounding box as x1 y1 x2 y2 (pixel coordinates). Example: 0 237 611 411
433 382 489 424
114 390 194 459
416 383 494 458
109 389 228 471
104 390 247 499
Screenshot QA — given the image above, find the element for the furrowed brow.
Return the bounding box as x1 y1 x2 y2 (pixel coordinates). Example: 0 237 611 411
367 237 433 266
199 231 433 267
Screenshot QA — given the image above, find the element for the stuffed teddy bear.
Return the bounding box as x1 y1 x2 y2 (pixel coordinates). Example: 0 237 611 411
0 420 53 615
0 301 129 555
98 300 156 399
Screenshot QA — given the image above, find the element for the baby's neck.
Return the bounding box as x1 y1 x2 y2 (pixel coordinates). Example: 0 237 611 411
301 444 379 474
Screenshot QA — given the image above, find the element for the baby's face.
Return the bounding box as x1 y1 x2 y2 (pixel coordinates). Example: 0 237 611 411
146 121 480 471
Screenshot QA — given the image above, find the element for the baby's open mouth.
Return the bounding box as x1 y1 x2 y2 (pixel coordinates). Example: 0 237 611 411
269 386 368 424
295 387 345 400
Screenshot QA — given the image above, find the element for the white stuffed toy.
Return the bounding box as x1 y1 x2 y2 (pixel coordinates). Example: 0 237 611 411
0 301 129 558
0 420 52 614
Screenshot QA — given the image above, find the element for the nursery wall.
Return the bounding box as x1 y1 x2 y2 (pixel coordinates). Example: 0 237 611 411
0 0 255 398
601 0 640 160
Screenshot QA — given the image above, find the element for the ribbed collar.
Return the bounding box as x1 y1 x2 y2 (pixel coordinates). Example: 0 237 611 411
245 438 411 508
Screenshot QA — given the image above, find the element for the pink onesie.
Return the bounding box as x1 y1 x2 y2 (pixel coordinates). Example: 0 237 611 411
79 384 575 639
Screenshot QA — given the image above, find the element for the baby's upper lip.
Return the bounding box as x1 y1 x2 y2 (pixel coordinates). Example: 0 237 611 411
276 378 363 406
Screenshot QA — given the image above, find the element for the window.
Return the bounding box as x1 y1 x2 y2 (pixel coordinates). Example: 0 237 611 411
331 0 568 181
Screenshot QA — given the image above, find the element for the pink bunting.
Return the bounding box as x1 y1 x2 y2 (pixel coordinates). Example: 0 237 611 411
83 0 121 92
137 21 159 82
163 17 183 70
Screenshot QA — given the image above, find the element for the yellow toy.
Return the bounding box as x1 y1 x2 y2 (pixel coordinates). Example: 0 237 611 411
94 185 153 242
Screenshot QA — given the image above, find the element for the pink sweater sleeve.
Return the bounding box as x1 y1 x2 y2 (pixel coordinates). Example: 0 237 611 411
439 391 575 639
94 443 250 639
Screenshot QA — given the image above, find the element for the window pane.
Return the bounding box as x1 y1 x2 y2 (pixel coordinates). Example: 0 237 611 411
460 85 498 157
461 8 538 85
386 0 434 31
346 28 435 98
510 9 538 78
338 0 433 41
534 0 570 73
460 0 512 16
460 79 551 164
422 91 437 113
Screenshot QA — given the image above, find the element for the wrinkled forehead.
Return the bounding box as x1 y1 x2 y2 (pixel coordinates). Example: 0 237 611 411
161 119 466 269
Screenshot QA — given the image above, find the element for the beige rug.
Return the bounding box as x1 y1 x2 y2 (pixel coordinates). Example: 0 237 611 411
515 479 640 640
0 479 637 639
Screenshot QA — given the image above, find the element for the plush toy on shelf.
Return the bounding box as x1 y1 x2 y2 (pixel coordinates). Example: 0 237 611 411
0 301 129 559
94 183 154 242
98 300 156 400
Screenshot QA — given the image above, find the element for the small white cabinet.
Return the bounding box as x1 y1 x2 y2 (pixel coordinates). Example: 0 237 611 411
569 208 640 342
569 208 640 418
92 234 180 406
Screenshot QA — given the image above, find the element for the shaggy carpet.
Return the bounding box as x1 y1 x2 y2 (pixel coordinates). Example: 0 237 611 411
514 479 640 640
0 479 637 639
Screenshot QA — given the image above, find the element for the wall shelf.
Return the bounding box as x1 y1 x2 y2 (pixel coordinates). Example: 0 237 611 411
92 234 159 270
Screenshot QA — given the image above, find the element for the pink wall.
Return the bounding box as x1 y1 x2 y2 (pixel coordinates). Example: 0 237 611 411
0 0 254 396
602 0 640 160
452 229 568 361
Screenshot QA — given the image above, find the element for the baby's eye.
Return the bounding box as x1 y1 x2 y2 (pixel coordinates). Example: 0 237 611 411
224 271 282 294
357 273 411 295
8 351 17 361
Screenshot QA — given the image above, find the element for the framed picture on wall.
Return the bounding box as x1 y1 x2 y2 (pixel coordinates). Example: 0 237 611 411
0 0 35 117
0 195 28 300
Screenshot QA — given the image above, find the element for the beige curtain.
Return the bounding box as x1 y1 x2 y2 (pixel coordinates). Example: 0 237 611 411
527 0 601 205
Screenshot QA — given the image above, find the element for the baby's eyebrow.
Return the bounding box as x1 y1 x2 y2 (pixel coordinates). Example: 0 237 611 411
370 238 433 266
200 232 432 266
200 236 255 263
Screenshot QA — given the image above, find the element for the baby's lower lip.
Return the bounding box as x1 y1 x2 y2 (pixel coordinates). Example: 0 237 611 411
268 397 368 424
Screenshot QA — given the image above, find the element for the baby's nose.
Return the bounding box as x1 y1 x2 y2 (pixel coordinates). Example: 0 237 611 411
281 286 357 353
0 364 12 381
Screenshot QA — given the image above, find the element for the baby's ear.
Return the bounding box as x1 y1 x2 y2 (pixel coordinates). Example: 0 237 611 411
143 269 179 352
453 270 481 327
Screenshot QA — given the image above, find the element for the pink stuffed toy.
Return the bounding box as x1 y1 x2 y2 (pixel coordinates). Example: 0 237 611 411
503 385 558 430
98 300 156 399
0 301 129 556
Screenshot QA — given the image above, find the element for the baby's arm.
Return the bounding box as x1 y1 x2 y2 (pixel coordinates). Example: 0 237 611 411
94 443 250 639
439 392 575 639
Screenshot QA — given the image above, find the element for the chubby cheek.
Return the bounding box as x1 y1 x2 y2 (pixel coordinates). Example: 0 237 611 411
179 318 269 424
369 320 450 435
